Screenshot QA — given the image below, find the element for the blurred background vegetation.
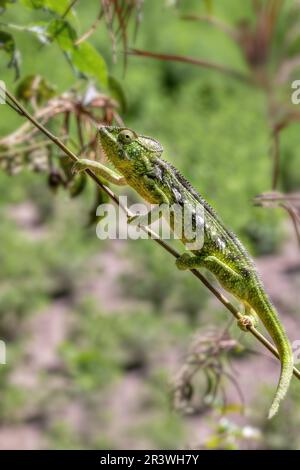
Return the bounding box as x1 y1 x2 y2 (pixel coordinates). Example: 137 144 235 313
0 0 300 449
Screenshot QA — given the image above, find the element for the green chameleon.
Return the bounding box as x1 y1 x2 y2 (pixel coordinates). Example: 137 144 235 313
72 125 294 418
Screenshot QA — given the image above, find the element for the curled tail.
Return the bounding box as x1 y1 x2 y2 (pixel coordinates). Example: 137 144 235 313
251 291 293 419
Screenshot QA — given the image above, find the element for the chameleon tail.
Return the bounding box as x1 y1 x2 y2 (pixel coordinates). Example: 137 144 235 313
252 291 293 419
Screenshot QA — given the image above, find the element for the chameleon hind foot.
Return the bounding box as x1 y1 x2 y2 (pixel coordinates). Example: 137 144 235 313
175 253 193 271
237 316 254 331
237 306 258 331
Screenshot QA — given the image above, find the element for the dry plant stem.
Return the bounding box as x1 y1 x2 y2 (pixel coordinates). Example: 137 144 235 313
254 193 300 249
75 8 104 45
2 85 300 382
280 203 300 249
257 194 300 202
61 0 79 19
129 49 252 84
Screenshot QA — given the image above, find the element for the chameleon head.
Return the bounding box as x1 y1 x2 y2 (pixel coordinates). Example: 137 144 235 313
98 126 163 169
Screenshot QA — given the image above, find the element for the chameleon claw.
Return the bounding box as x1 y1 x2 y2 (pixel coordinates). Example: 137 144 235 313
237 316 254 332
175 253 192 271
71 160 88 175
127 214 139 225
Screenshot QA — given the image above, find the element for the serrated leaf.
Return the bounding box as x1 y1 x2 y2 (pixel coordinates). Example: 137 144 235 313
70 42 108 88
108 75 127 112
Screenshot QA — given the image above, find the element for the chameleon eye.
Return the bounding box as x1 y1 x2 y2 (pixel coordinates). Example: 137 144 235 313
118 129 135 144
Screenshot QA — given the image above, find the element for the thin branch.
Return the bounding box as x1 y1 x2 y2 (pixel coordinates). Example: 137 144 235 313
75 7 104 45
61 0 79 19
256 193 300 202
254 192 300 250
2 85 300 382
280 203 300 249
128 49 252 84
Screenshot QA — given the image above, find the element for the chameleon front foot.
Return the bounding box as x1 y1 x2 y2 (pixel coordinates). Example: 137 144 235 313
127 214 139 225
71 159 89 175
175 253 193 271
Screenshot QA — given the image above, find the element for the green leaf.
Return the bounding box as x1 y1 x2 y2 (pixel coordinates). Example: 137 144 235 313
21 0 74 16
10 16 108 88
46 18 76 49
108 75 127 112
26 23 49 44
20 19 75 46
20 0 43 8
0 31 20 78
70 42 108 88
46 19 108 87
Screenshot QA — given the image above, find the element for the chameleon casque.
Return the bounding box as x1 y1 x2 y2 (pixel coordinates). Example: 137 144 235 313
73 125 294 418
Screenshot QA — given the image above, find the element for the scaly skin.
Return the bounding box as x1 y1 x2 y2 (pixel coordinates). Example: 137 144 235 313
72 125 294 418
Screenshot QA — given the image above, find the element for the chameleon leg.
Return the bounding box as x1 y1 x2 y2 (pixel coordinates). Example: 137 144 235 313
176 252 201 270
176 253 241 281
128 204 163 226
237 305 259 331
176 253 259 331
72 159 127 186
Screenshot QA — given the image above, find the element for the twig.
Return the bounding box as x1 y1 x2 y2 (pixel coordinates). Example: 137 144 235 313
128 49 252 84
280 203 300 249
61 0 79 19
254 192 300 250
256 193 300 202
2 84 300 381
75 7 104 45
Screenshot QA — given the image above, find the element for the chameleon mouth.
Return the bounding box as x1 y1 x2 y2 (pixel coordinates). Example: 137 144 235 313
98 126 117 160
98 125 116 142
